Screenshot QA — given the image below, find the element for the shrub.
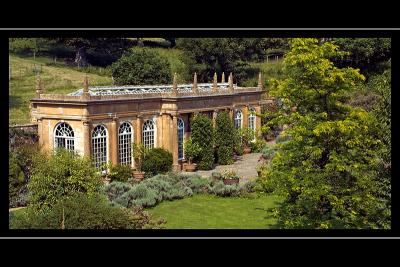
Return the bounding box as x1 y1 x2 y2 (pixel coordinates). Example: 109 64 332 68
249 138 267 153
10 193 163 229
115 183 159 208
108 164 132 182
111 48 171 85
262 145 276 160
184 175 210 194
9 151 25 201
28 149 103 211
233 129 244 156
142 148 173 177
184 137 202 165
104 181 132 202
190 114 214 170
208 181 241 197
240 127 255 148
215 112 235 165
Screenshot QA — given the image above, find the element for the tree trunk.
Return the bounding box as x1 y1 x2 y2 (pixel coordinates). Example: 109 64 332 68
74 47 89 68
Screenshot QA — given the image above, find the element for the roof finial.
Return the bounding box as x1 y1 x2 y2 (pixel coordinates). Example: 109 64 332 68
83 74 89 93
258 72 263 90
228 72 234 93
192 72 198 94
172 72 178 96
221 72 225 83
35 74 44 97
213 72 218 92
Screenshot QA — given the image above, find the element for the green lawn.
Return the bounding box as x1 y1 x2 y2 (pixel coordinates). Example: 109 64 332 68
9 54 112 125
146 193 283 229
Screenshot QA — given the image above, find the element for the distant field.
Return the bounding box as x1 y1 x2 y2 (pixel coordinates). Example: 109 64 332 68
9 55 112 125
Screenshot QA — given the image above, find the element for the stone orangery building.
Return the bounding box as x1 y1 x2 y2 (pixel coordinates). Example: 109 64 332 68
30 72 266 171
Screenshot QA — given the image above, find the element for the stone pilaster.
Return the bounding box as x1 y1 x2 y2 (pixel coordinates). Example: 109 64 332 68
135 116 143 145
255 106 262 137
172 115 179 171
243 106 249 128
212 109 218 128
109 117 118 166
83 120 91 159
37 117 43 147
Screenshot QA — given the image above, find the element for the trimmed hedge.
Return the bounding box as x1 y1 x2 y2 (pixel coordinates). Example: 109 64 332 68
215 112 235 165
190 114 214 170
142 148 173 177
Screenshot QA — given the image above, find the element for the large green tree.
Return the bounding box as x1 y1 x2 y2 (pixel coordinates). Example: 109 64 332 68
260 38 390 229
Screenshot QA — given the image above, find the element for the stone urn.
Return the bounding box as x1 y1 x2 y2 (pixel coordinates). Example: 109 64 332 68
184 163 197 172
223 177 240 185
243 147 251 154
132 170 145 181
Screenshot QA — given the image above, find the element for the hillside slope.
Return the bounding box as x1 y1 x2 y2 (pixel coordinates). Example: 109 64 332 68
9 55 112 125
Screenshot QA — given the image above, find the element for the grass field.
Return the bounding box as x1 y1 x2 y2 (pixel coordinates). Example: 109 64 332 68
146 193 283 229
9 55 112 125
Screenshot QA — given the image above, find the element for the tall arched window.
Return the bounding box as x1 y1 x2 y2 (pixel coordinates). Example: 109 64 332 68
248 107 256 131
118 122 133 166
234 109 243 129
142 119 155 149
177 118 184 160
92 125 107 168
54 122 74 152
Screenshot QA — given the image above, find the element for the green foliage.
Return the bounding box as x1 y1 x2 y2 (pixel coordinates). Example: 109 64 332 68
183 137 202 164
239 127 255 148
190 114 215 170
261 38 390 229
28 149 103 211
233 128 244 156
9 151 25 200
176 38 260 83
215 111 235 165
142 148 173 177
262 144 276 160
249 138 267 153
111 48 172 85
108 164 132 182
208 181 241 197
10 193 163 229
132 143 145 172
332 38 391 77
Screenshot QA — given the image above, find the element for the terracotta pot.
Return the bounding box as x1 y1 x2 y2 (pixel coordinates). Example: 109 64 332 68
132 171 145 180
185 163 197 172
223 178 240 185
243 147 252 154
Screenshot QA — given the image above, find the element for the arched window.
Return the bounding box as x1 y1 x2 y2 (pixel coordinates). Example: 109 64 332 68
177 118 184 160
248 107 256 131
92 125 107 168
234 109 243 129
54 122 74 151
142 119 155 149
118 122 133 166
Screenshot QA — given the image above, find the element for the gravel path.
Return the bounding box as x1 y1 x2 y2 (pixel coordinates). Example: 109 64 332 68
183 152 264 183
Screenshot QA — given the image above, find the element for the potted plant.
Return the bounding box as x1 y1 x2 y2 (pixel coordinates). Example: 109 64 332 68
221 169 240 185
100 162 112 184
241 127 255 154
132 143 146 180
183 138 201 172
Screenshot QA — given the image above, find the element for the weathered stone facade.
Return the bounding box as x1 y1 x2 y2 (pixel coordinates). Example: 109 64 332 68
30 73 267 170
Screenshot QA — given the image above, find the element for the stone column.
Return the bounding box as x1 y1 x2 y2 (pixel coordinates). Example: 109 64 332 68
242 106 249 128
109 117 118 166
83 120 91 159
172 115 179 171
254 106 262 138
212 110 218 128
229 108 234 121
37 117 43 147
135 116 143 145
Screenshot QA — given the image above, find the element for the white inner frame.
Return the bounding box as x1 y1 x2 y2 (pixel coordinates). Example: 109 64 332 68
234 109 243 129
177 117 185 160
54 122 75 152
248 107 256 141
142 119 156 149
92 124 108 168
118 121 133 166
